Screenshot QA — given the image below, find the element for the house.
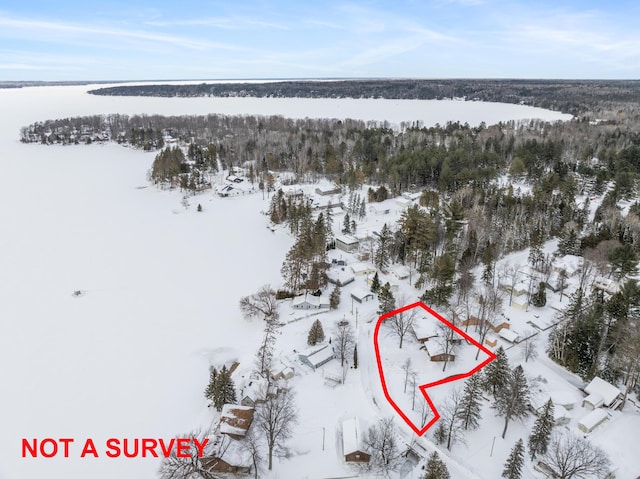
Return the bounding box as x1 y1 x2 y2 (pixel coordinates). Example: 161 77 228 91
583 377 623 409
335 235 359 253
315 185 341 196
219 404 255 440
240 375 268 407
271 365 294 381
327 268 355 286
411 320 438 343
389 264 410 281
351 288 375 304
299 344 335 370
499 328 520 343
396 197 412 209
342 417 370 463
203 435 252 474
351 262 376 277
369 203 390 215
424 342 456 362
593 276 620 296
578 408 609 434
291 293 330 310
462 315 511 333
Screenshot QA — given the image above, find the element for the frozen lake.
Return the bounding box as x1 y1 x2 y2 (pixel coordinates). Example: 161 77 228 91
0 84 570 479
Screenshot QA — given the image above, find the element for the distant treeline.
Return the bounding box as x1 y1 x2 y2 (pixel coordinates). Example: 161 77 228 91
89 79 640 115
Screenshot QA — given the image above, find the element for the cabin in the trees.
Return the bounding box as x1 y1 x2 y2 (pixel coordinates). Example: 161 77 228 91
369 203 390 215
299 344 335 370
342 417 370 463
411 320 438 343
350 287 375 304
582 377 623 410
335 234 359 253
350 262 376 277
389 264 410 281
219 404 255 440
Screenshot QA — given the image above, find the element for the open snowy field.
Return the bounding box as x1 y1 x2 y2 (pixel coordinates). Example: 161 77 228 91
0 84 572 479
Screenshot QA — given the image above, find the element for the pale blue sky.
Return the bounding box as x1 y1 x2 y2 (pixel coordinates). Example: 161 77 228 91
1 1 639 80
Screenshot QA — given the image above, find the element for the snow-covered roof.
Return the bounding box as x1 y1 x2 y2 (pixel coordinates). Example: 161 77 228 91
425 341 448 358
583 393 604 409
396 197 412 207
350 262 375 274
411 319 437 340
350 287 374 301
554 404 571 422
335 234 359 245
327 268 355 285
291 293 330 308
498 328 520 343
300 344 335 367
584 377 621 407
342 417 366 455
204 435 252 468
389 264 410 279
578 408 609 431
220 404 255 437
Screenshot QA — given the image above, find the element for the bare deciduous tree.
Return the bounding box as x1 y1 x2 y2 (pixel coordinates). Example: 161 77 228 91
437 320 460 372
439 389 465 450
158 429 216 479
521 329 539 363
541 432 611 479
255 387 298 471
239 284 278 321
385 297 418 348
364 417 401 471
334 321 354 367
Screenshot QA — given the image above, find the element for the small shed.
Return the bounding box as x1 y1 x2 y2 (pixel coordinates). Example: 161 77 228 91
396 197 412 209
351 287 374 304
342 417 370 463
582 393 604 411
336 235 359 253
578 408 609 433
584 377 622 408
369 204 390 215
316 185 341 196
299 344 335 370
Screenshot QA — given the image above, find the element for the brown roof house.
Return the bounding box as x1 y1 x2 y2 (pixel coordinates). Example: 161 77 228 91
220 404 255 440
342 417 370 463
202 434 252 474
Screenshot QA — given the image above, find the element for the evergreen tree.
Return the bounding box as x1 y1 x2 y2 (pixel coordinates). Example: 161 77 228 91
330 284 341 309
459 374 483 430
493 366 530 438
307 319 326 346
374 223 392 271
531 281 547 307
213 365 237 411
371 271 381 293
502 439 525 479
433 422 447 446
342 212 352 234
353 345 358 369
424 451 450 479
204 366 218 405
528 399 555 460
377 282 396 315
484 346 510 397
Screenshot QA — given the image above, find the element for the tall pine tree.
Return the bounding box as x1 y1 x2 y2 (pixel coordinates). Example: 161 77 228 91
528 398 555 460
502 439 525 479
424 451 450 479
307 319 326 346
484 346 510 397
213 365 237 411
459 374 483 430
493 365 530 438
204 366 218 405
377 282 396 315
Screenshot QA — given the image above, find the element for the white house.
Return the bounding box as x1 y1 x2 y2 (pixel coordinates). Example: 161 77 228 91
298 344 335 370
389 264 410 280
499 328 520 343
583 377 622 409
369 203 390 215
291 293 330 310
327 268 355 286
396 197 412 209
351 262 376 277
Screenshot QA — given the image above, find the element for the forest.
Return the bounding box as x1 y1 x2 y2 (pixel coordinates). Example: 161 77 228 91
88 79 640 116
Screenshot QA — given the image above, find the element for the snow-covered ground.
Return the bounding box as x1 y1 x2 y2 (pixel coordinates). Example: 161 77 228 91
0 84 619 479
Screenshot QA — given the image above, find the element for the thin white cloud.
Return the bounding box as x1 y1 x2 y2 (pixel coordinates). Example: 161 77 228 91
145 16 289 31
0 15 246 52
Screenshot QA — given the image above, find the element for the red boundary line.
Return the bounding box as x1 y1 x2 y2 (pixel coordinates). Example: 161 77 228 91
373 301 496 436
